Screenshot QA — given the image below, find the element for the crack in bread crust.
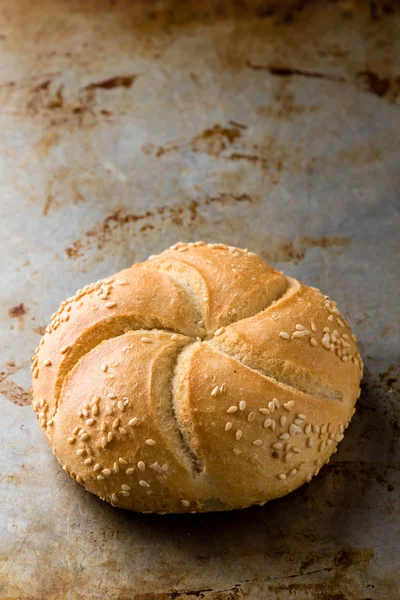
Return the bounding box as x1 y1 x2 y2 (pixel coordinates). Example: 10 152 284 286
204 343 340 402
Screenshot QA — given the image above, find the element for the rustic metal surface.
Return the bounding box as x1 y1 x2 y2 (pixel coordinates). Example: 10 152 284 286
0 1 399 598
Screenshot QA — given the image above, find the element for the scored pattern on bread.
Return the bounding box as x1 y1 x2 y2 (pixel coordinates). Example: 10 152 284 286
31 242 362 513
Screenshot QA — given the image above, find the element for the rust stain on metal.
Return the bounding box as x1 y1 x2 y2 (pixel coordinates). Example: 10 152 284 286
261 236 350 263
132 586 243 599
32 325 47 336
0 360 31 406
227 153 269 169
34 131 60 160
64 201 201 259
150 124 242 159
8 303 27 318
205 194 253 205
83 74 139 91
247 61 347 83
379 363 399 393
43 193 54 216
247 61 400 104
356 70 400 102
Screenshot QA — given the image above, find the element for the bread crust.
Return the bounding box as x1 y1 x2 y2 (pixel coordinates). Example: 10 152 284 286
32 242 362 513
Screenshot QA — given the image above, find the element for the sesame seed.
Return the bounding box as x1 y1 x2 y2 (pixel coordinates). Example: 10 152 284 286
214 327 225 336
233 448 241 455
280 332 290 340
60 345 70 354
321 424 327 434
253 439 263 446
139 480 150 488
141 337 152 343
121 484 131 491
351 333 356 342
342 355 349 362
43 359 51 366
102 469 112 477
101 437 108 448
319 441 326 452
264 418 272 429
145 439 156 446
227 406 238 414
272 442 283 449
105 302 116 309
283 401 295 412
105 407 113 415
80 433 90 442
92 404 99 416
278 473 286 480
312 424 320 433
211 386 219 397
120 490 130 496
171 334 178 340
225 422 232 431
259 408 270 415
84 457 93 465
294 330 310 338
236 430 243 441
285 452 293 462
101 422 107 432
97 475 105 481
181 499 190 507
295 324 305 331
310 337 318 347
138 461 145 471
328 315 334 322
239 400 246 411
126 468 134 475
118 458 128 465
279 433 290 440
116 279 127 285
77 449 85 456
101 363 108 372
86 418 95 426
248 411 256 422
68 437 76 444
337 318 344 327
292 447 301 454
311 321 317 332
93 463 102 472
33 367 39 378
117 401 125 411
113 462 120 473
128 417 139 427
289 468 297 477
107 432 113 442
111 493 119 502
112 418 120 429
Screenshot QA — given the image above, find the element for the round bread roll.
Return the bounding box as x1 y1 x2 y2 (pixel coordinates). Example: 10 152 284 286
31 242 362 513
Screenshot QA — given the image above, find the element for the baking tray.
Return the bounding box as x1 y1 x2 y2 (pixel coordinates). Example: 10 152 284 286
0 1 399 598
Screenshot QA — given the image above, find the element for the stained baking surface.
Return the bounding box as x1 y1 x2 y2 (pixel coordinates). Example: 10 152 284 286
0 0 399 598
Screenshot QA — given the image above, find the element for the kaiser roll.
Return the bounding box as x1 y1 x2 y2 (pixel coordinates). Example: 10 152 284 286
32 242 362 513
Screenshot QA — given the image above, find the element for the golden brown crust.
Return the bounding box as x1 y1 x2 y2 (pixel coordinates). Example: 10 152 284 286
31 242 362 513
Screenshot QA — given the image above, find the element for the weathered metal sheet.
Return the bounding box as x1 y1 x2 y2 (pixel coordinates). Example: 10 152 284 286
0 1 399 598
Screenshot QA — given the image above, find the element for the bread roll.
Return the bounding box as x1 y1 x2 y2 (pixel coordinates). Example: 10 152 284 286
31 242 362 513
